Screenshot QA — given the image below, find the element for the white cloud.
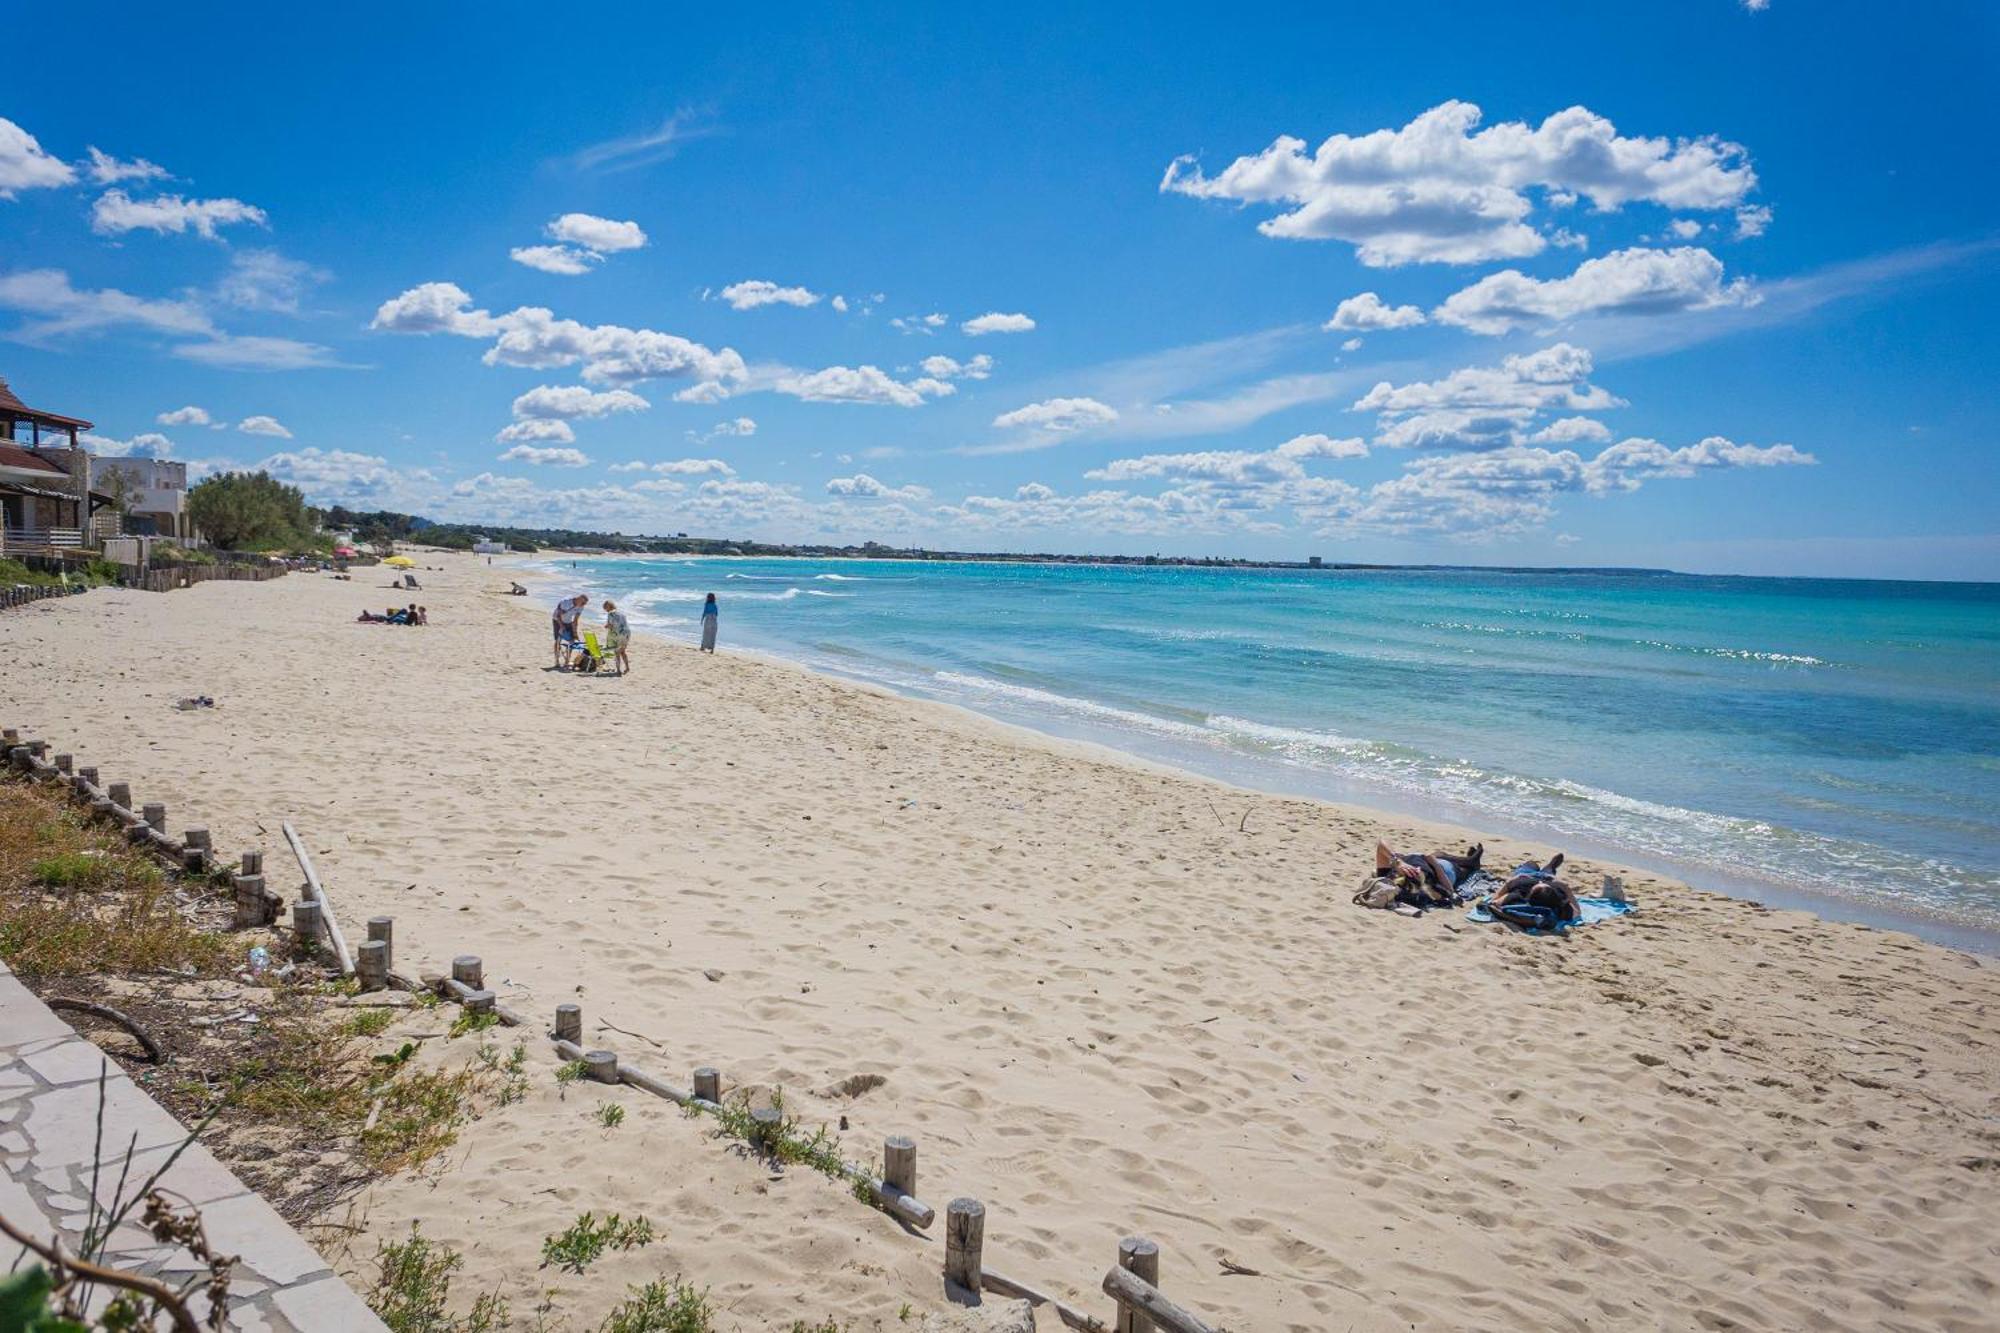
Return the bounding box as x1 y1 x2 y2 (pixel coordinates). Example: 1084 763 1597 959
673 380 731 404
1087 432 1366 486
1324 291 1427 331
83 146 170 186
1340 337 1363 351
497 419 576 444
1734 204 1772 239
1433 246 1755 335
1526 416 1613 445
608 457 736 477
1162 100 1758 266
1583 435 1813 492
1667 218 1704 240
90 188 267 240
0 118 76 195
548 213 647 253
992 396 1119 432
1742 0 1770 11
962 311 1035 336
920 353 995 380
686 416 756 444
1356 343 1624 452
215 249 327 313
719 279 822 310
510 244 599 275
511 385 649 420
824 473 930 501
156 405 212 427
831 295 850 313
237 414 292 438
370 282 746 388
777 364 953 407
0 267 213 338
890 312 950 335
257 447 410 502
82 431 175 459
499 443 591 467
172 334 343 370
574 109 717 173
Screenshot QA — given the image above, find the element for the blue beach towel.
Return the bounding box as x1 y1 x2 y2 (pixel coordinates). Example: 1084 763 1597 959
1467 895 1635 934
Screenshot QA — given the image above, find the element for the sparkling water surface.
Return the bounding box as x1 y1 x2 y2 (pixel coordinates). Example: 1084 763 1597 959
536 557 2000 948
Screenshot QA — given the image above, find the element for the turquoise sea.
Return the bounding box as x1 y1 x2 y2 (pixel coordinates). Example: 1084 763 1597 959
536 556 2000 949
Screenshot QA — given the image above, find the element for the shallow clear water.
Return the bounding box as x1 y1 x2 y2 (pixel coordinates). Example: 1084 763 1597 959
540 557 2000 946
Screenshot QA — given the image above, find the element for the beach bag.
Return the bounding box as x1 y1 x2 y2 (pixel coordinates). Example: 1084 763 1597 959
1353 876 1401 909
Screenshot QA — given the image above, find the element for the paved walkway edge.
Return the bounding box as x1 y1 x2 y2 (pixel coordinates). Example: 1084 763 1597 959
0 959 387 1330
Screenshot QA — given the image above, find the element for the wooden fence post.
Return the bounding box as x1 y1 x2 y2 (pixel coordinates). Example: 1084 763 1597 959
367 916 394 971
107 782 132 810
142 802 166 833
692 1067 721 1104
356 940 389 991
1116 1237 1162 1333
945 1197 985 1294
451 955 484 990
884 1135 917 1196
553 1004 582 1044
584 1050 619 1083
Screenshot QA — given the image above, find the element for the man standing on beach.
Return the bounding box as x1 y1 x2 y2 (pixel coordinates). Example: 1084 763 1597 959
552 593 586 668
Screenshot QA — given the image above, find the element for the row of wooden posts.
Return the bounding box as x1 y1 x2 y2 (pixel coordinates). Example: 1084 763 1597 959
2 725 1226 1333
0 583 90 611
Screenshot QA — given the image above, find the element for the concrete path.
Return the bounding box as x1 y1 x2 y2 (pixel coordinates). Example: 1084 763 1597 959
0 960 386 1330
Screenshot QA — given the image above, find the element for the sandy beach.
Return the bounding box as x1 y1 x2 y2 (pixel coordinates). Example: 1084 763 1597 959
4 552 1995 1332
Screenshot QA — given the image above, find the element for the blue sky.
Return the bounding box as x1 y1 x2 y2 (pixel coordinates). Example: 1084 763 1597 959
3 1 1996 578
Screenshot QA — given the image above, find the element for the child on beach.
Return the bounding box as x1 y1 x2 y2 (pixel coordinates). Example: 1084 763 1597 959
700 593 718 652
603 600 630 675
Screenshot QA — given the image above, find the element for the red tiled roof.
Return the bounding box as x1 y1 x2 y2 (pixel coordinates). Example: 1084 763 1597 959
0 375 93 431
0 443 71 476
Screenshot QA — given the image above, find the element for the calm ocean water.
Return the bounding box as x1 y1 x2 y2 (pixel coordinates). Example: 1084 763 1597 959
537 556 2000 947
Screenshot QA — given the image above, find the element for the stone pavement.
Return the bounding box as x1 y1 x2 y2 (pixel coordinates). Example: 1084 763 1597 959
0 959 386 1330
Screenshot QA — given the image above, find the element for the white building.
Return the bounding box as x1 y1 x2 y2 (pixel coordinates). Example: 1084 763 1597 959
90 455 196 541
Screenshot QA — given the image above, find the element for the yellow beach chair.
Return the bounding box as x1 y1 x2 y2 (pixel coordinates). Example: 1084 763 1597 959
577 630 608 673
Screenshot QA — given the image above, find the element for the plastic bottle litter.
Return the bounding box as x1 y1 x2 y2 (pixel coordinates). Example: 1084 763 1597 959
247 945 271 975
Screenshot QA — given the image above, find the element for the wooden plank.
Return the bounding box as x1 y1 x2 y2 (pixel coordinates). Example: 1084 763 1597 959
1100 1267 1219 1333
282 821 354 976
981 1269 1109 1333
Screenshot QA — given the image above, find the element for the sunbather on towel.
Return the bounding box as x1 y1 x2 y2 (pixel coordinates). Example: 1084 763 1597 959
1485 854 1581 923
1374 841 1484 904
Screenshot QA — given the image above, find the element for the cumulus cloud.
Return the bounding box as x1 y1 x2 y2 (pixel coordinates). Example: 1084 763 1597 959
1583 434 1813 492
83 146 170 186
962 311 1035 336
992 396 1119 432
777 364 953 407
608 457 736 477
1527 416 1614 445
1325 292 1426 331
719 280 822 310
511 385 649 420
1341 337 1363 351
686 417 756 444
258 447 408 501
157 405 212 427
510 245 599 275
499 443 591 467
496 419 576 444
0 118 76 195
1162 100 1758 266
1667 218 1704 240
548 213 646 253
824 473 930 501
237 414 292 438
1088 433 1367 485
90 189 267 240
1432 246 1755 335
370 282 746 389
82 431 175 458
510 214 648 275
919 353 994 380
1735 204 1773 239
891 313 949 335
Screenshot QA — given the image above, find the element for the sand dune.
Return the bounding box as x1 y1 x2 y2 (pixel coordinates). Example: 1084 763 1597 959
4 553 1994 1331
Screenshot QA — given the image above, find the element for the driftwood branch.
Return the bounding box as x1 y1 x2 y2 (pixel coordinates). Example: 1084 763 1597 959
282 822 354 975
0 1209 205 1333
47 999 163 1063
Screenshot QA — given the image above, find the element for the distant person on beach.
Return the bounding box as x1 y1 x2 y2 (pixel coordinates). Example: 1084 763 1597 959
700 593 719 652
1486 853 1581 922
552 593 587 668
603 599 630 675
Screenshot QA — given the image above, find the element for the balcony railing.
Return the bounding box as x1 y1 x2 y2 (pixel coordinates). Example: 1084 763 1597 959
2 526 85 549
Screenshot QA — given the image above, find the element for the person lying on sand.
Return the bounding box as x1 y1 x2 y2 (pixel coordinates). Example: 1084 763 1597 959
1375 840 1484 903
1485 854 1582 923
